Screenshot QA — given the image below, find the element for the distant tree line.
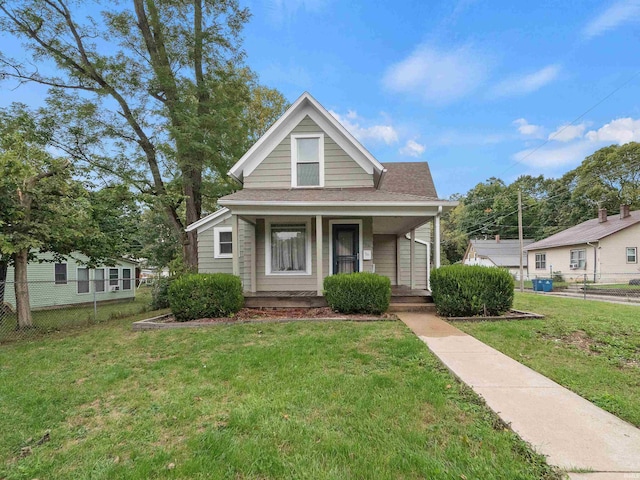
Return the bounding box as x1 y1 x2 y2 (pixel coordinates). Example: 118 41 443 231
441 142 640 264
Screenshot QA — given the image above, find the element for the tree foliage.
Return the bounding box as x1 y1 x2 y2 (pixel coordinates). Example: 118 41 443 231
0 0 288 269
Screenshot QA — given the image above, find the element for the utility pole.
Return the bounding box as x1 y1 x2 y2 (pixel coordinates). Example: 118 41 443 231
518 189 524 293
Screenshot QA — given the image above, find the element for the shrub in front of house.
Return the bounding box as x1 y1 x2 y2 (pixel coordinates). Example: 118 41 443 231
151 276 174 310
430 265 514 317
168 273 244 321
323 272 391 314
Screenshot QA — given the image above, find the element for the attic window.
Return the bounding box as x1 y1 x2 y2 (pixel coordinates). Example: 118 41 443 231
291 134 324 187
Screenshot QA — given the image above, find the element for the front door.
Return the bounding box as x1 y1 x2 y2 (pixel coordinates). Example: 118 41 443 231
333 224 359 274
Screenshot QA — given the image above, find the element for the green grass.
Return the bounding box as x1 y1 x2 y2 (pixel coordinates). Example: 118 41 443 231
587 283 640 290
0 316 559 479
0 287 155 343
457 293 640 427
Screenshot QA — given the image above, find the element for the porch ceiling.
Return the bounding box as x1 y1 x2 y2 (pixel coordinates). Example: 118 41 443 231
372 216 431 235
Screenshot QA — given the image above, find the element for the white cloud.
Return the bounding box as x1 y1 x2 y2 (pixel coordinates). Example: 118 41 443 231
583 0 640 39
513 142 595 169
382 44 489 104
585 117 640 143
399 140 426 157
548 123 587 142
513 118 545 138
329 110 399 145
491 65 561 98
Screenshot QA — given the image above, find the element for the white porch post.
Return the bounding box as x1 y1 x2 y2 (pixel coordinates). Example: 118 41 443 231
410 228 416 290
434 208 441 269
316 215 323 296
231 214 239 277
396 235 402 286
250 222 257 293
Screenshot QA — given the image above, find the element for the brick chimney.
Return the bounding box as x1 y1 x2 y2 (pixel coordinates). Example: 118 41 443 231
495 234 500 243
620 204 631 219
598 208 607 223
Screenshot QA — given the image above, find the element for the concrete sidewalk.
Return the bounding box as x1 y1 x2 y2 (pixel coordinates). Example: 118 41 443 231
399 312 640 479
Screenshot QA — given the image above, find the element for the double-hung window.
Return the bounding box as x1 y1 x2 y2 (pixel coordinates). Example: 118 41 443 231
214 227 233 258
109 268 119 288
291 134 324 188
535 253 546 270
570 249 587 269
267 221 311 275
77 267 90 294
122 268 132 290
54 263 67 285
94 268 105 292
627 247 638 263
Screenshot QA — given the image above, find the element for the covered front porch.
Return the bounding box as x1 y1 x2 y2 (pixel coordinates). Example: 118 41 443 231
226 207 444 296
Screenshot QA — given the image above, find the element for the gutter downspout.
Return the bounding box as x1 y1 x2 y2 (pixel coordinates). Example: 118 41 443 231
586 241 598 283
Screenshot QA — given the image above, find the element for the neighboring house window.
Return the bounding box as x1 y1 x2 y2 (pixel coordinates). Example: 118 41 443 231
54 263 67 285
214 227 233 258
570 249 587 269
122 268 132 290
291 134 324 188
267 221 311 275
94 268 105 293
109 268 119 288
535 253 546 270
77 268 90 294
627 247 638 263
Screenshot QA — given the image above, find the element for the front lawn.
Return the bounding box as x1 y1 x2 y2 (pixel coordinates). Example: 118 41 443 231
0 317 558 479
457 293 640 427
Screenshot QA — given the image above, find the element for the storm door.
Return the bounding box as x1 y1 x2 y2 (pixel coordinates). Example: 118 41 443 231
332 224 360 274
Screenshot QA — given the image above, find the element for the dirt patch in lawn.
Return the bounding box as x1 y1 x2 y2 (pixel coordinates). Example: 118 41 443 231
542 330 605 355
133 308 398 331
446 309 544 322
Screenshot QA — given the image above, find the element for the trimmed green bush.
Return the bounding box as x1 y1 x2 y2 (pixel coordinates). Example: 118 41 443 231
151 276 174 310
323 272 391 314
431 265 514 317
168 273 244 322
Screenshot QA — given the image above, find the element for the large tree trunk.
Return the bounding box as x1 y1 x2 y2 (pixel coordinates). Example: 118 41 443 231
13 249 33 329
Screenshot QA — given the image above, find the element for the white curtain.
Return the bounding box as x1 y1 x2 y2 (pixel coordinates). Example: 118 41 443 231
271 225 306 272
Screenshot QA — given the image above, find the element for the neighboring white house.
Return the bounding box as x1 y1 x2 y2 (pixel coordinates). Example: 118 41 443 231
524 206 640 283
2 252 137 310
186 92 458 294
462 236 534 279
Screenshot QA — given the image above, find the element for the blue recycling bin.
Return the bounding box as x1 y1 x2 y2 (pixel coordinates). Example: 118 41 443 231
542 279 553 292
532 279 542 291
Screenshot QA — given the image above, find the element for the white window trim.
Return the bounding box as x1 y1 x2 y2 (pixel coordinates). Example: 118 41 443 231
627 247 638 264
94 268 106 293
265 218 312 276
109 268 120 288
214 226 233 259
121 267 132 291
76 267 91 295
291 133 324 188
535 253 546 270
570 248 587 270
328 219 364 275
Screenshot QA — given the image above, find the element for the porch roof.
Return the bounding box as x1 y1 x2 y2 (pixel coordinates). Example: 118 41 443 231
218 187 450 205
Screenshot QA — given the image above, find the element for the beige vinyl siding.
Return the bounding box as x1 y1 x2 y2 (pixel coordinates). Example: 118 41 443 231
373 234 397 285
244 116 373 189
197 217 232 274
398 237 428 289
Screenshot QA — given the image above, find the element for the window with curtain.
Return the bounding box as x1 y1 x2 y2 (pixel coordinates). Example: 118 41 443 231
270 224 307 273
570 249 586 269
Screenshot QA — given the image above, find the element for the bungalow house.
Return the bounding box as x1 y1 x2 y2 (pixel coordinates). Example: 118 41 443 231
524 206 640 283
187 93 457 299
462 236 534 279
1 252 137 310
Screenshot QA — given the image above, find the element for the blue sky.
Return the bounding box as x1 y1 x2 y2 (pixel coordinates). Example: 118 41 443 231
2 0 640 198
242 0 640 197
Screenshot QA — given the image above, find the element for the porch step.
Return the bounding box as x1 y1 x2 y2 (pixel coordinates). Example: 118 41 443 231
391 295 433 304
388 302 437 313
244 296 328 309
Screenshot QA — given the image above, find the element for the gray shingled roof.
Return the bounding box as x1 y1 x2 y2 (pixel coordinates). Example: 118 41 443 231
220 187 442 203
525 210 640 251
470 239 534 267
380 162 438 199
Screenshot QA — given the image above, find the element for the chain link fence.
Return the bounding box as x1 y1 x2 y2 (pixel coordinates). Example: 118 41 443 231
0 279 154 343
520 271 640 302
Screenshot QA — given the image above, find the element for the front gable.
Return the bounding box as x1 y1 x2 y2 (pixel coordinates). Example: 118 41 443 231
229 92 384 189
244 115 373 188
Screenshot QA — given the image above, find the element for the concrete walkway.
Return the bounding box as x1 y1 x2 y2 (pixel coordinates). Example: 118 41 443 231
399 312 640 479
